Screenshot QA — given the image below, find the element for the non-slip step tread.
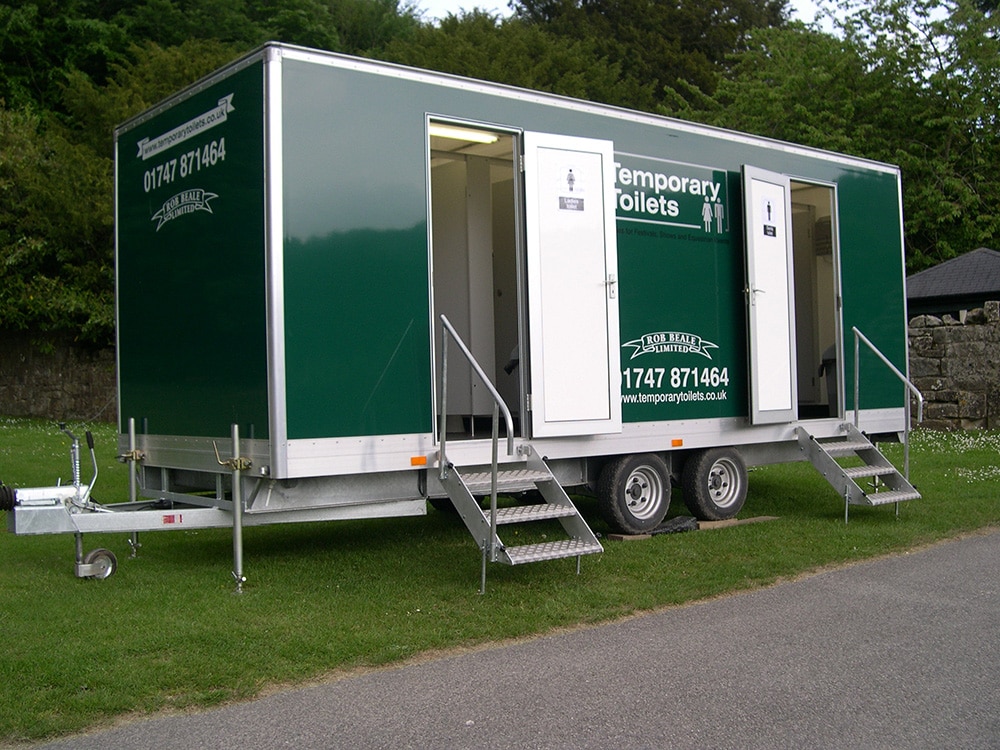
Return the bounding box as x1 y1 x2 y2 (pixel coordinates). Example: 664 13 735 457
822 440 875 455
853 489 921 506
462 468 551 493
503 539 603 565
841 465 899 479
493 504 576 524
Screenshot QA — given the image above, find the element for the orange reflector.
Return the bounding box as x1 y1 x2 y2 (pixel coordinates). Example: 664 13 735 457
410 455 428 467
672 439 684 447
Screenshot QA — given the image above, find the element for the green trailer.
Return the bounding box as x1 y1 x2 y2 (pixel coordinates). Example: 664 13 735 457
5 43 921 587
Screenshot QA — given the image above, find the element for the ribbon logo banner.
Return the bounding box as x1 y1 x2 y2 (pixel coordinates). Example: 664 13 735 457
151 189 218 230
623 331 719 360
137 95 235 161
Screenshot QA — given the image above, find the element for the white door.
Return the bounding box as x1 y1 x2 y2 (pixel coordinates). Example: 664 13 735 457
523 132 621 437
742 165 797 424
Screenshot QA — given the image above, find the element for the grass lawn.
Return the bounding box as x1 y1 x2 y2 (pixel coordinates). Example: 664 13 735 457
1 417 998 744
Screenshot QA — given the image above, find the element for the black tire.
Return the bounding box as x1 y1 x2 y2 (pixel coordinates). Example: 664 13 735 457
597 453 670 534
681 448 747 521
82 548 118 580
0 483 14 512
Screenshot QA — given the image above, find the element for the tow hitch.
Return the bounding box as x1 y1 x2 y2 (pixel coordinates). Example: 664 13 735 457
2 424 118 579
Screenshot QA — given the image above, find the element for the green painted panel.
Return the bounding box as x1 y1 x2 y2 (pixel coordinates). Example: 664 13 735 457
614 156 747 421
275 54 909 437
280 61 432 439
116 61 269 439
283 226 431 438
837 169 908 410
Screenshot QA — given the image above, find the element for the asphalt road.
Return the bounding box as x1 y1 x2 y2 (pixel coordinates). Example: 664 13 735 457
38 530 1000 749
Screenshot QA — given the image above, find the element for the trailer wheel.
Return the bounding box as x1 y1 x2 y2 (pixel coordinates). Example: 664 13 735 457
681 448 747 521
597 454 670 534
82 548 118 580
0 482 14 511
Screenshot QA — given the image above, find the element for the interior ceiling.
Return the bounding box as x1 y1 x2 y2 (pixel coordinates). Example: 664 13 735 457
430 132 514 161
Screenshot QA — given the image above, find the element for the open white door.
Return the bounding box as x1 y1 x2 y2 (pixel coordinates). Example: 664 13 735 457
742 165 797 424
523 132 621 437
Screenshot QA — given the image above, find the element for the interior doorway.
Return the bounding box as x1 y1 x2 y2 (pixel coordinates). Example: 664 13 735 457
428 121 522 438
790 181 840 419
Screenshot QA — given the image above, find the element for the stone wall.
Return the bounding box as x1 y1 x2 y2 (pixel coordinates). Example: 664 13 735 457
0 331 117 423
908 301 1000 430
4 305 998 431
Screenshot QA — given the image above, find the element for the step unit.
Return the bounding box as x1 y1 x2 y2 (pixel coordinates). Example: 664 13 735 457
796 423 920 522
438 448 603 588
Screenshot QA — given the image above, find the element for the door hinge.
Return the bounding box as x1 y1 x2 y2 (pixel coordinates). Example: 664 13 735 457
518 154 525 173
526 393 533 411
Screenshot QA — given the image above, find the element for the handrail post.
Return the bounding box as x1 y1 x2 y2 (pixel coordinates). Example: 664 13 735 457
854 331 861 428
904 381 912 480
490 403 499 562
852 326 924 483
438 313 516 585
438 315 515 457
440 331 449 481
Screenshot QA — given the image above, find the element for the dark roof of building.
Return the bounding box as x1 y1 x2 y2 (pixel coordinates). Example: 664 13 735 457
906 247 1000 300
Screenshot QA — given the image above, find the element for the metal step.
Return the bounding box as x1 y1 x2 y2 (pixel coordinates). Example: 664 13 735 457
841 464 899 479
503 539 604 565
494 504 577 524
796 424 920 522
858 489 922 507
439 452 604 589
821 440 876 456
462 469 551 495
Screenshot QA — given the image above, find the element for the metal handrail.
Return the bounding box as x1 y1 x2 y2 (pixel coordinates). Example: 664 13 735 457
439 315 515 469
852 326 924 479
439 315 516 565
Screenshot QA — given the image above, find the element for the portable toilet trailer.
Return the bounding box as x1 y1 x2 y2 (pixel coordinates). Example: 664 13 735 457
5 42 920 585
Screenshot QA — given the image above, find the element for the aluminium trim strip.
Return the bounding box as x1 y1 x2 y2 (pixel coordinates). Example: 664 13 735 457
275 43 901 176
123 407 906 479
265 48 289 477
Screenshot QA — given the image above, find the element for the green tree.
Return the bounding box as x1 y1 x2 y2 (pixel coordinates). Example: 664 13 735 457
1 1 428 346
671 0 1000 271
0 2 127 109
332 0 422 54
510 0 789 108
0 0 421 118
0 107 113 344
112 0 263 48
255 0 341 51
61 39 244 156
111 0 420 57
0 40 245 345
383 10 655 108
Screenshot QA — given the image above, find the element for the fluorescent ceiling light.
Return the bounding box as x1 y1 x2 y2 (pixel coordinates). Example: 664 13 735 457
429 124 499 144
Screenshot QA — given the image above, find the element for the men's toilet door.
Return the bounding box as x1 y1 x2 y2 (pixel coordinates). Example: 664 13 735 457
523 132 622 438
742 165 798 425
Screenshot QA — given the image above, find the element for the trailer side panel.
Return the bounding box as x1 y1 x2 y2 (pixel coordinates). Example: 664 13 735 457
116 61 270 440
